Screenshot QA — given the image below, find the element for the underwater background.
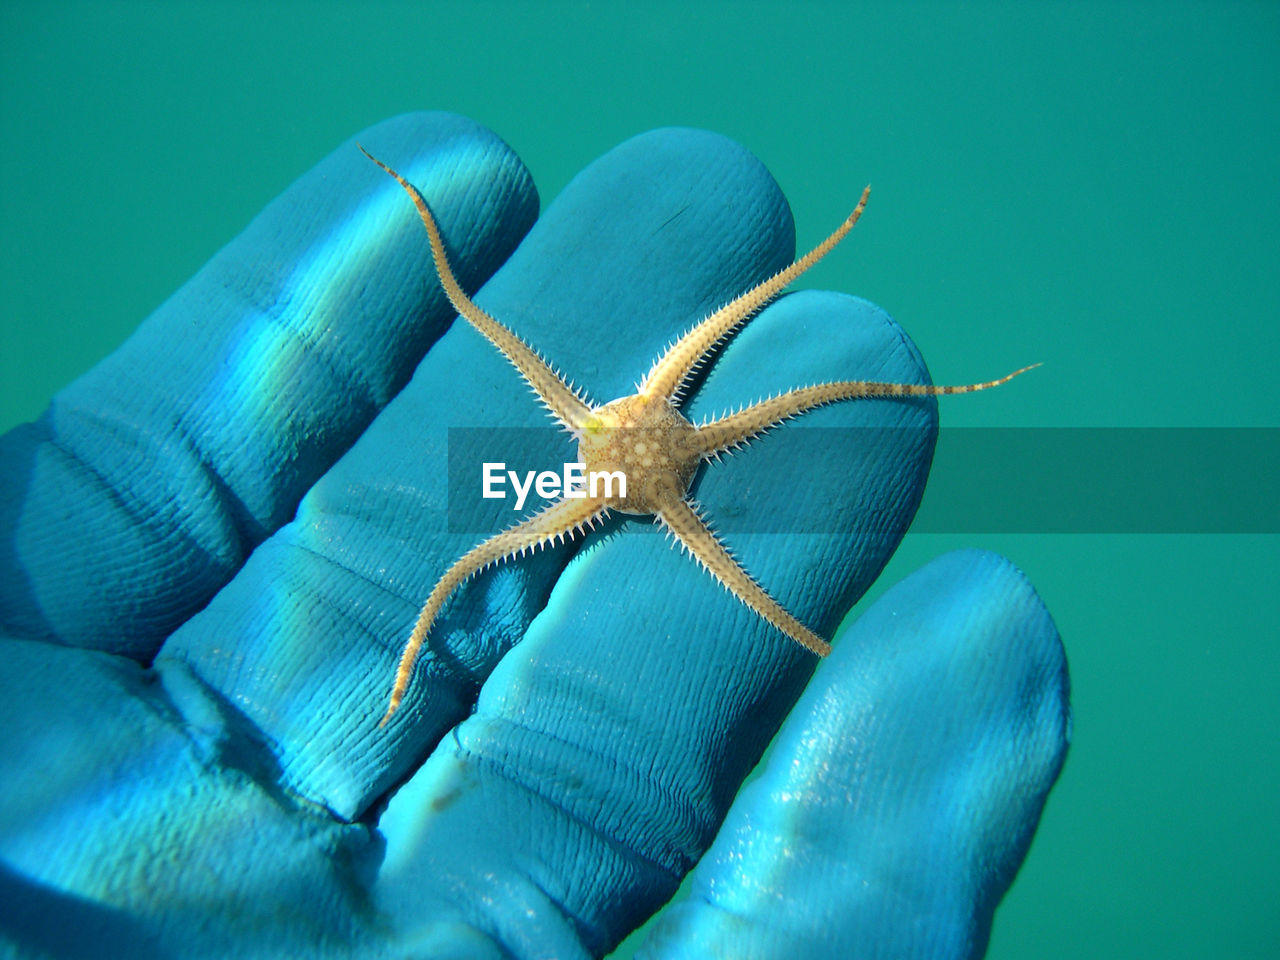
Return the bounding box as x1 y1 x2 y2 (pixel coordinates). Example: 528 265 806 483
1 2 1275 957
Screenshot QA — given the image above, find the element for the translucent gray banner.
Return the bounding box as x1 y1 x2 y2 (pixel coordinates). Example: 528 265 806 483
446 427 1278 534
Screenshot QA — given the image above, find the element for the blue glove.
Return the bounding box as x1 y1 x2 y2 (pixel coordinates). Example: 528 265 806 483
0 113 1069 959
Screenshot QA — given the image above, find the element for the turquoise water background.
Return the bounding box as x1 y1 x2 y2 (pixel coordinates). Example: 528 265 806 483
2 2 1277 956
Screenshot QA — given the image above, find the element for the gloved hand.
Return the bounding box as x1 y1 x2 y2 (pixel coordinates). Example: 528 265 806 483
0 112 1070 960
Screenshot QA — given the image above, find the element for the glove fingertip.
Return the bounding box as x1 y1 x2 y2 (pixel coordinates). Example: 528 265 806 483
638 550 1069 958
0 112 538 660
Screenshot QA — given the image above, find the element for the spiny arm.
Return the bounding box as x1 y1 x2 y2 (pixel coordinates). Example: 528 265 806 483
639 186 872 403
655 498 830 657
359 145 593 432
381 495 609 725
694 364 1040 456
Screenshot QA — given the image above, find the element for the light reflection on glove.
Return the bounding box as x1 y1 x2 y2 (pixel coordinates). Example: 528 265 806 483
0 112 1069 959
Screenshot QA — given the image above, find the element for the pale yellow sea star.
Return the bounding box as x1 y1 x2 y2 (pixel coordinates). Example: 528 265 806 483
360 145 1037 726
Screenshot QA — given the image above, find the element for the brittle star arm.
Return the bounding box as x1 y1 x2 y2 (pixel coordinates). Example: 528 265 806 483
359 145 593 433
655 498 830 657
639 185 872 403
382 495 609 725
693 364 1042 456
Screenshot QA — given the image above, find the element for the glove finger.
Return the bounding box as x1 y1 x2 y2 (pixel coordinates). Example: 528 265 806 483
375 285 941 955
158 129 796 821
639 549 1071 959
0 111 536 659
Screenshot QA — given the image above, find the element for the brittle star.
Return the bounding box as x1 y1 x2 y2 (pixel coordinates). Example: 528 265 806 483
360 144 1037 726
